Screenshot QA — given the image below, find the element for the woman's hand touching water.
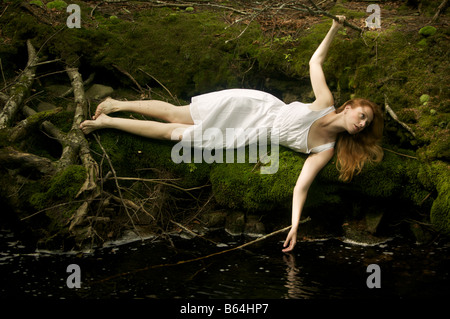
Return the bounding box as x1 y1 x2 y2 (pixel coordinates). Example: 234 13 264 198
282 227 297 253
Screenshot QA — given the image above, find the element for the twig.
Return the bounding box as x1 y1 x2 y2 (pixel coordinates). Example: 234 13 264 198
429 0 448 24
382 148 418 160
91 217 311 284
93 133 140 236
288 4 363 32
59 72 95 98
170 219 220 246
384 95 416 138
0 40 39 129
108 191 155 221
0 58 6 90
149 0 247 15
113 64 144 94
20 199 97 221
138 68 179 104
109 176 210 199
170 220 199 238
34 58 62 67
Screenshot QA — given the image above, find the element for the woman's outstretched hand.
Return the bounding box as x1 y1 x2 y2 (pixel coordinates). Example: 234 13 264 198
282 227 297 253
332 15 346 28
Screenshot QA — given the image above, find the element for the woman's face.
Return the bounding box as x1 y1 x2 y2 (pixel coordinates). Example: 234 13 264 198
345 105 374 135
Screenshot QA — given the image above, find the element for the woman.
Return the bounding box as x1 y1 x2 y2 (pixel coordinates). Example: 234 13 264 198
80 16 383 252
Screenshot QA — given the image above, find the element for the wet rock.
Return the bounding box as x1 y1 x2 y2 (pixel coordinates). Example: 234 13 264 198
419 26 437 37
46 84 72 96
410 222 434 244
244 215 265 237
342 220 389 246
37 102 57 112
365 210 384 234
200 211 227 229
225 212 245 236
85 84 114 100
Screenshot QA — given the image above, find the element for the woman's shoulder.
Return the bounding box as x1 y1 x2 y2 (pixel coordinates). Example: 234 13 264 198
309 99 334 111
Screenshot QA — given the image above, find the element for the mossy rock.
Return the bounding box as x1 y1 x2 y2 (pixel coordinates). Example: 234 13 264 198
30 0 44 7
29 165 86 210
427 161 450 234
419 26 437 37
90 128 210 189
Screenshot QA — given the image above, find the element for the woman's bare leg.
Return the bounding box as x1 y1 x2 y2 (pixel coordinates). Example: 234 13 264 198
80 113 190 140
93 98 194 124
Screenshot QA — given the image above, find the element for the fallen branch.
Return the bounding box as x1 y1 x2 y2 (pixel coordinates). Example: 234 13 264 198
91 217 311 284
66 66 99 196
429 0 448 23
9 107 62 143
0 40 39 129
0 146 56 176
59 72 95 98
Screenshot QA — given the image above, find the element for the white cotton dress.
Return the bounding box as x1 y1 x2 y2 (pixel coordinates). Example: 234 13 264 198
181 89 336 153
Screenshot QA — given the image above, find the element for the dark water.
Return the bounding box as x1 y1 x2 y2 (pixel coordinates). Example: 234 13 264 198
1 227 449 301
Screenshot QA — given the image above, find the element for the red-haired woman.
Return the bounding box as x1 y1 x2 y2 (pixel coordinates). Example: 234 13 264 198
80 16 384 252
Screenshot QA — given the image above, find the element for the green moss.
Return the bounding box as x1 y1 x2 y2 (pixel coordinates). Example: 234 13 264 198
88 7 264 97
420 94 430 105
29 0 44 7
427 162 450 233
51 110 74 133
209 146 343 212
90 127 210 189
30 165 86 210
419 26 437 37
46 0 67 10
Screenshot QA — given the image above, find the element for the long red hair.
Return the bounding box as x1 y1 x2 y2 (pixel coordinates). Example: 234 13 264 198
335 98 384 182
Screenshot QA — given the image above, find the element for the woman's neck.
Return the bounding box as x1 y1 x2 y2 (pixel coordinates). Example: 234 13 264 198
319 111 347 137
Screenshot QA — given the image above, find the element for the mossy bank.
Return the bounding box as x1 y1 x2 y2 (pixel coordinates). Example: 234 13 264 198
0 1 448 249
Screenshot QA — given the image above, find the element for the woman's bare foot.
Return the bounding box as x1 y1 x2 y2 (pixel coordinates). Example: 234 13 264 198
80 113 110 134
93 97 121 120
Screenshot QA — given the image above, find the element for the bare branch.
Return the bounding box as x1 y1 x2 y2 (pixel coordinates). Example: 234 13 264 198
384 95 416 138
66 66 88 128
0 146 56 175
430 0 448 24
59 72 95 98
0 40 39 129
9 107 62 142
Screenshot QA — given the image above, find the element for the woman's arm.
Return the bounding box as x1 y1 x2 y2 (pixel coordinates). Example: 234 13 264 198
282 148 334 252
309 16 345 110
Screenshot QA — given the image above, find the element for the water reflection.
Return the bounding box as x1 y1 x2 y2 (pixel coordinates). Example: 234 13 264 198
283 253 319 299
1 227 449 299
